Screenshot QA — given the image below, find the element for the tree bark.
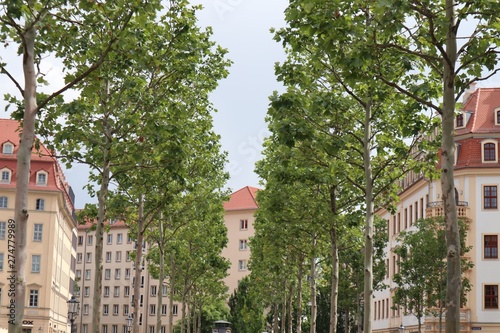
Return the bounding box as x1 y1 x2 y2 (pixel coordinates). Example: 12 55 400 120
156 216 165 333
297 256 304 333
310 244 317 333
11 22 37 333
443 2 461 333
133 194 145 333
363 99 374 333
329 186 339 333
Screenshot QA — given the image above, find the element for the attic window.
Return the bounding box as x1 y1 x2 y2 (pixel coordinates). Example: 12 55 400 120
495 107 500 125
482 139 498 163
2 143 13 154
456 113 464 128
36 171 48 186
0 168 11 183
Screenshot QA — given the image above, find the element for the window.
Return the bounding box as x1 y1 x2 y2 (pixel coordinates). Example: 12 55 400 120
1 169 11 183
115 268 121 280
117 233 123 244
84 286 90 297
239 239 248 250
125 268 130 279
114 286 120 297
456 113 464 128
485 235 498 259
149 326 155 333
238 260 247 271
150 304 156 315
78 236 83 246
484 142 497 162
105 269 111 280
83 325 88 333
86 253 92 263
0 253 3 271
83 304 89 315
113 304 119 315
240 219 248 230
162 285 168 297
140 294 144 307
127 234 133 243
161 305 167 316
76 270 81 279
85 269 91 280
104 286 110 297
36 171 47 185
77 253 82 263
123 304 129 315
2 143 13 154
102 325 108 333
29 290 39 307
0 222 6 239
0 197 8 208
35 198 45 211
33 224 42 241
116 251 122 262
103 304 109 315
485 285 499 309
151 286 157 297
126 251 131 261
106 252 112 262
107 234 113 244
484 186 498 209
31 255 41 273
495 108 500 125
124 286 130 297
87 235 93 245
172 305 178 315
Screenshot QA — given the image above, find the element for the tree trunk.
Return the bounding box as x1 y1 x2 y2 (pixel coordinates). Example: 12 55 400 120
169 252 176 333
443 2 461 333
297 257 304 333
310 247 317 333
287 283 293 333
11 22 37 333
329 186 339 333
363 99 374 333
92 103 113 333
156 217 165 333
133 194 145 333
273 304 280 333
281 284 286 333
181 280 188 333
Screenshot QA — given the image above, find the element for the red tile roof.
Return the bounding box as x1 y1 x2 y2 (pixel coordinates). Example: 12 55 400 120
224 186 260 211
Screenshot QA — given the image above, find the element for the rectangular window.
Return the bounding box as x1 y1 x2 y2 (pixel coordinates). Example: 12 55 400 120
123 305 129 315
103 304 109 315
484 143 496 161
113 305 119 315
238 260 247 271
37 173 47 185
397 213 401 232
0 222 6 239
86 253 92 263
35 198 45 211
117 233 123 244
77 253 82 263
107 234 113 245
104 286 110 297
485 285 499 309
172 305 178 315
0 253 3 271
87 235 93 245
85 269 91 280
415 201 419 221
76 270 81 279
404 208 408 229
116 251 122 262
31 255 41 273
106 252 112 262
420 198 424 218
114 286 120 297
105 269 111 280
240 219 248 230
239 239 248 250
162 285 168 297
409 205 413 226
161 305 167 315
392 216 396 235
151 286 157 297
102 326 108 333
484 186 498 209
29 290 39 307
126 251 131 261
115 269 121 280
150 305 156 315
83 304 89 315
456 113 464 127
125 268 130 279
84 286 90 297
83 325 88 333
0 197 7 208
485 235 498 259
78 236 83 246
124 286 130 297
1 171 10 183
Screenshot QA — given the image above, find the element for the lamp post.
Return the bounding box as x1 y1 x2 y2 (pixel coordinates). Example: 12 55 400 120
67 295 79 333
127 314 133 333
398 323 405 333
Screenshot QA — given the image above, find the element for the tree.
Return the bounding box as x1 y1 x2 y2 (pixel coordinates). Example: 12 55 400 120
392 217 473 333
0 1 160 332
228 276 266 333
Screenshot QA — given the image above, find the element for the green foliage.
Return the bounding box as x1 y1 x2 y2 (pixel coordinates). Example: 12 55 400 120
228 276 265 333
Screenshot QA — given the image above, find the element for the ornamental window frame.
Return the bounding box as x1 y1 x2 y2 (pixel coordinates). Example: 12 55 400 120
482 139 498 163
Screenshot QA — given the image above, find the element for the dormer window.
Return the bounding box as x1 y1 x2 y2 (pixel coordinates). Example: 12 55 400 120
482 139 498 163
36 171 47 186
495 107 500 126
456 113 464 128
2 143 13 154
0 168 11 183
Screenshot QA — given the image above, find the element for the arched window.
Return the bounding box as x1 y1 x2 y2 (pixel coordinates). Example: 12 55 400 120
482 140 498 163
2 142 13 154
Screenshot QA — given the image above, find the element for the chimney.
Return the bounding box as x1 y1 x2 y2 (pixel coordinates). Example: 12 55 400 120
463 82 477 103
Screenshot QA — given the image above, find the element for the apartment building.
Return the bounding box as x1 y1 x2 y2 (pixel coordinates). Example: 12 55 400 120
374 86 500 333
0 119 77 333
75 221 180 333
222 186 260 296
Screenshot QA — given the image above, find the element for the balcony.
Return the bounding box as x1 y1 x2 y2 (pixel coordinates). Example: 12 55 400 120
426 201 470 219
423 309 471 332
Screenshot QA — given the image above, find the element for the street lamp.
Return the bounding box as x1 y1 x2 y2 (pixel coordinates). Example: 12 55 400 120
398 324 405 333
127 314 133 333
67 295 79 333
